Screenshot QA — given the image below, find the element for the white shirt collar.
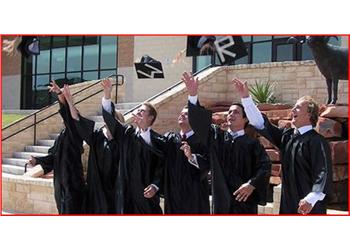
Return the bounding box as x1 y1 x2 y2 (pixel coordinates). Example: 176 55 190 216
296 125 313 135
136 127 152 145
180 130 194 139
228 129 245 138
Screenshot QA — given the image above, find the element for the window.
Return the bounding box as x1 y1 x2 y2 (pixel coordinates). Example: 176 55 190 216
21 36 118 109
192 36 340 72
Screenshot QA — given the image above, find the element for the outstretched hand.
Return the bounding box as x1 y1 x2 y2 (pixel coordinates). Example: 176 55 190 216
62 84 73 105
2 38 21 56
48 80 62 94
232 78 249 98
182 72 199 96
100 78 112 99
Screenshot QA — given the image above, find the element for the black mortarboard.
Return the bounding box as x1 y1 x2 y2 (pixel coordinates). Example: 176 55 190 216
134 55 164 79
186 36 247 65
17 36 40 57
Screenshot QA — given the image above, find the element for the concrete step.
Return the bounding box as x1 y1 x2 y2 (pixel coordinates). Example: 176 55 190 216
2 158 28 167
37 139 55 147
25 145 51 153
115 102 139 109
258 202 275 214
48 134 60 139
88 116 104 122
13 151 47 159
2 164 25 175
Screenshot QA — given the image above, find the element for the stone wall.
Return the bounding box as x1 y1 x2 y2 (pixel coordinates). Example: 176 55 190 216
150 62 348 135
2 174 57 214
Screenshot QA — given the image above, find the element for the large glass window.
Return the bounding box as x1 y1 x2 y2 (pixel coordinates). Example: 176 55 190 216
252 42 272 63
192 35 340 72
22 36 118 109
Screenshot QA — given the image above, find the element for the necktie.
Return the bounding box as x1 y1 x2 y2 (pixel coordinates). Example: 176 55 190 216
181 133 187 141
293 129 300 138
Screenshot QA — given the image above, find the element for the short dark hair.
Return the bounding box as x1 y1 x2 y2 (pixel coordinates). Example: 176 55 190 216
142 102 157 125
231 102 247 118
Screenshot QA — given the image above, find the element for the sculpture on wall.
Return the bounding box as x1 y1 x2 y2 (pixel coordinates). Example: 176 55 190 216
288 36 348 104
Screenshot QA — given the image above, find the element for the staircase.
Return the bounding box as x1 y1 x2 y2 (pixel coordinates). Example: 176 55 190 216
2 102 139 177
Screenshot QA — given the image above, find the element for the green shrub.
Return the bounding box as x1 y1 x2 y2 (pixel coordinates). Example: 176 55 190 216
249 80 277 104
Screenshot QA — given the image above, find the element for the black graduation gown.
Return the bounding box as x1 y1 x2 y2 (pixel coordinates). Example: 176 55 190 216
74 115 122 214
102 104 165 214
34 102 85 214
163 132 210 214
258 116 332 214
188 102 271 214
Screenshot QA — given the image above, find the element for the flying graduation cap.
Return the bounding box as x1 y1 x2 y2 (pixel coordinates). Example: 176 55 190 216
186 36 247 65
17 36 40 57
134 55 164 79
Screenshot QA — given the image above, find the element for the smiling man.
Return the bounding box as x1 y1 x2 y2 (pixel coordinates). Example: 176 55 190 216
183 72 271 214
233 78 333 214
101 79 165 214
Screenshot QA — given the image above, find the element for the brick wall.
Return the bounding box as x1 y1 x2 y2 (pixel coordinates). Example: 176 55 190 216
149 62 348 135
2 174 57 214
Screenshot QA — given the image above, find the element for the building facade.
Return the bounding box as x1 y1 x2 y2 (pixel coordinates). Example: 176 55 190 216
2 35 348 110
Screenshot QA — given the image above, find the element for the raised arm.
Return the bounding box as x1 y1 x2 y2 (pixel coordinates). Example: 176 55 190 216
62 84 79 121
233 78 283 149
49 80 65 105
182 72 212 146
61 84 95 144
101 78 128 140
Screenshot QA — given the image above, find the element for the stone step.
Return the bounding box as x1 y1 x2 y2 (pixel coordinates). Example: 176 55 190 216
37 139 55 147
2 164 25 175
88 116 104 122
258 202 274 214
13 151 47 159
25 145 51 153
2 158 28 167
49 133 60 139
115 102 139 109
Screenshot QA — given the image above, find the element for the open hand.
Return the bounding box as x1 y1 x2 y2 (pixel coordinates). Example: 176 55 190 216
232 78 249 98
100 78 112 99
233 183 255 202
182 72 199 96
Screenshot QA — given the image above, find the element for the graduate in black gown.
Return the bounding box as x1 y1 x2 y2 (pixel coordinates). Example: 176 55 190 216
27 81 85 214
101 79 164 214
163 106 210 214
62 84 125 214
233 78 332 214
182 72 271 214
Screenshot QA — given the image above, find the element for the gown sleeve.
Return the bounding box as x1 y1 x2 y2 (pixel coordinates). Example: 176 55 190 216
257 115 284 150
309 134 332 194
188 101 213 147
249 140 271 205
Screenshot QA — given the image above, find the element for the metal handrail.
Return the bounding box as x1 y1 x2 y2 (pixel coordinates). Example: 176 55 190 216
123 64 214 116
2 74 124 143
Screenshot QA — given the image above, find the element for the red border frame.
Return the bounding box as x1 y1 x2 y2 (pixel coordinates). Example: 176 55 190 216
0 34 349 217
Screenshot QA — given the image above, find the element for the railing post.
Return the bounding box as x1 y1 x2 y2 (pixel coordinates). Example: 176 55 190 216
33 113 37 145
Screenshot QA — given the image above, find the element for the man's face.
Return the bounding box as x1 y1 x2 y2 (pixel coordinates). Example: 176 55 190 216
135 104 154 128
291 100 311 128
227 105 246 129
178 108 189 126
